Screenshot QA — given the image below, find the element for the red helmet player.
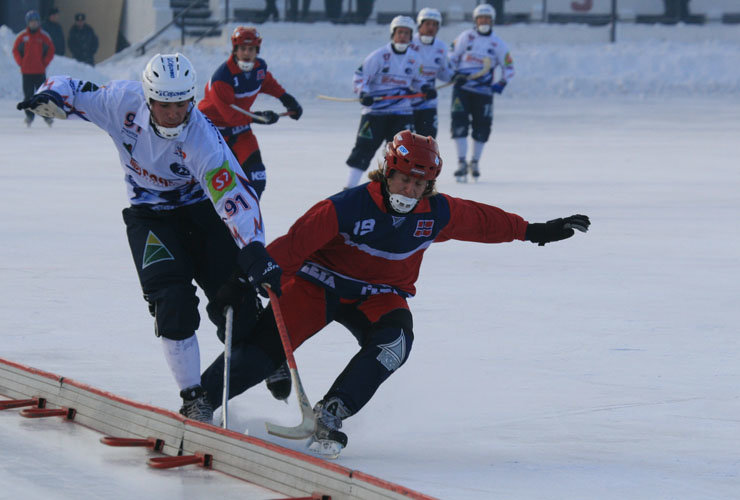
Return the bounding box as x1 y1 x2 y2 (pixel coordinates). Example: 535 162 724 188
384 130 442 181
231 26 262 52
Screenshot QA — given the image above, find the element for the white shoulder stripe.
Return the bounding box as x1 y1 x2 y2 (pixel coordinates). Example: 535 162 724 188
339 233 432 260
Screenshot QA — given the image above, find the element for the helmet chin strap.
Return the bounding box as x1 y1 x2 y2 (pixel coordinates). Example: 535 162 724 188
148 102 193 140
388 193 419 213
237 60 255 72
476 24 492 35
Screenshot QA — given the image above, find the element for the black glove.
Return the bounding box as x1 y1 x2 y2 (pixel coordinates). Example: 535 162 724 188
237 241 282 298
421 85 437 100
278 92 303 120
213 272 253 310
452 72 467 87
359 92 375 106
17 90 66 119
491 80 507 94
252 110 280 125
525 214 591 246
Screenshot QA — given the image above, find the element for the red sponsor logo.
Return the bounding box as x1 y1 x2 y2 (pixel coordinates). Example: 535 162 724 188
210 168 233 191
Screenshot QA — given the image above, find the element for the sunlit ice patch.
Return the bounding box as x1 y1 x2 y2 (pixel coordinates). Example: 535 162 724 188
398 145 409 156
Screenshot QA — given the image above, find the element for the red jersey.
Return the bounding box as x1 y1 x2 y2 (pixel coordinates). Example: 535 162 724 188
267 182 529 298
198 56 286 128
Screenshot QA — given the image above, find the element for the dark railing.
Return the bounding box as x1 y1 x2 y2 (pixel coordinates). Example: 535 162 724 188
136 0 204 55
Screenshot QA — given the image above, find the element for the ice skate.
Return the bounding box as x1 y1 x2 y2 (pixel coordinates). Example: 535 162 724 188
306 397 350 459
24 115 32 127
44 117 54 127
469 159 480 181
453 160 468 183
179 385 213 424
265 361 291 401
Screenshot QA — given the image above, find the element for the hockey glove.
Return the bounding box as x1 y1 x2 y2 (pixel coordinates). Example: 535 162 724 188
279 93 303 120
252 110 280 125
237 241 282 298
525 214 591 246
359 92 375 106
213 272 253 310
452 72 467 87
421 85 437 100
491 80 507 94
17 90 66 119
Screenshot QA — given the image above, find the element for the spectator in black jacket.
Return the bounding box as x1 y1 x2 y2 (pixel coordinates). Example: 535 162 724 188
68 12 98 66
42 7 65 56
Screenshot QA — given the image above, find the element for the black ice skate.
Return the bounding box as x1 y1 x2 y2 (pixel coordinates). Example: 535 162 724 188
179 385 213 424
454 160 468 183
265 361 291 401
307 397 350 459
469 159 480 181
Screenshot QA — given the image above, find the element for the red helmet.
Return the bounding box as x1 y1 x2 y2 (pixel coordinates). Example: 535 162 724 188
384 130 442 180
231 26 262 51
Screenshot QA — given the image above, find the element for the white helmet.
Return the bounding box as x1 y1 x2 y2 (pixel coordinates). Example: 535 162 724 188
390 15 415 36
473 3 496 22
142 53 196 139
142 53 197 103
417 7 442 26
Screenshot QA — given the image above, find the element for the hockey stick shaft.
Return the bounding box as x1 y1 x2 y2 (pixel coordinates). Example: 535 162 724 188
435 56 493 90
222 306 233 429
229 103 291 122
317 57 493 104
264 286 317 439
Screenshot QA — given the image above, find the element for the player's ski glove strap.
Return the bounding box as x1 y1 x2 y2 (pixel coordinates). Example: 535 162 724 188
279 92 303 120
525 214 591 246
17 90 66 119
237 241 282 298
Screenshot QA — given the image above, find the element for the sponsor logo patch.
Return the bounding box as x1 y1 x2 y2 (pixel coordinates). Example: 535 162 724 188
142 231 174 268
413 219 434 237
205 161 237 202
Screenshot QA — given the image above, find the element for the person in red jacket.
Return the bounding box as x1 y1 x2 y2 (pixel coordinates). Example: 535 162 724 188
13 10 55 127
198 26 303 200
198 130 591 458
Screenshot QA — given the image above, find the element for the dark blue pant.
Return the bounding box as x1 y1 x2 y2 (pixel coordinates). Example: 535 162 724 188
346 113 414 171
122 200 260 342
451 88 494 143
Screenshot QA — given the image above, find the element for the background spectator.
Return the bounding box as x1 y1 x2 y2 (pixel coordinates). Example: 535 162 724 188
42 7 65 56
13 10 55 126
68 12 98 66
325 0 342 23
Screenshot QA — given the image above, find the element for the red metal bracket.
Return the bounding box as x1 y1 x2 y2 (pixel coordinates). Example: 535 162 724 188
100 436 165 451
19 407 76 420
0 397 46 410
147 452 212 469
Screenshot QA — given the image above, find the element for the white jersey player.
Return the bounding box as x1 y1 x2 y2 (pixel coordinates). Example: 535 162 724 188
449 3 515 182
343 15 436 189
411 7 454 138
16 53 284 423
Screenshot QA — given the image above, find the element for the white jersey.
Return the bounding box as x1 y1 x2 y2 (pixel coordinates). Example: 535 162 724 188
411 34 454 111
352 43 423 116
38 77 264 249
449 28 514 96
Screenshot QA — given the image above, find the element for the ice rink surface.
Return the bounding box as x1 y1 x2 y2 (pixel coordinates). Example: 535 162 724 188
1 20 739 500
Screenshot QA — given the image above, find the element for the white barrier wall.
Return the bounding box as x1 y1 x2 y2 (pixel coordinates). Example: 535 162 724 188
121 0 173 45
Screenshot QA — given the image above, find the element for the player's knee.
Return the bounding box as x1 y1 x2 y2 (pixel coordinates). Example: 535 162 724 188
370 310 414 372
472 128 491 143
146 284 200 340
346 148 374 171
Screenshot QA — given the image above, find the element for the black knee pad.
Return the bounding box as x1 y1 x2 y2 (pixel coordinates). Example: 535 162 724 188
346 145 374 171
472 126 492 143
451 113 469 139
146 283 200 340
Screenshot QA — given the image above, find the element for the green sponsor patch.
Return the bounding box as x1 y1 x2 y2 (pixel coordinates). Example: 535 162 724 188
358 121 373 139
142 231 174 269
205 160 237 202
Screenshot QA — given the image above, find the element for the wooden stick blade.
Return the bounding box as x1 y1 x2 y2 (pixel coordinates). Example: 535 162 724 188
265 367 316 439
